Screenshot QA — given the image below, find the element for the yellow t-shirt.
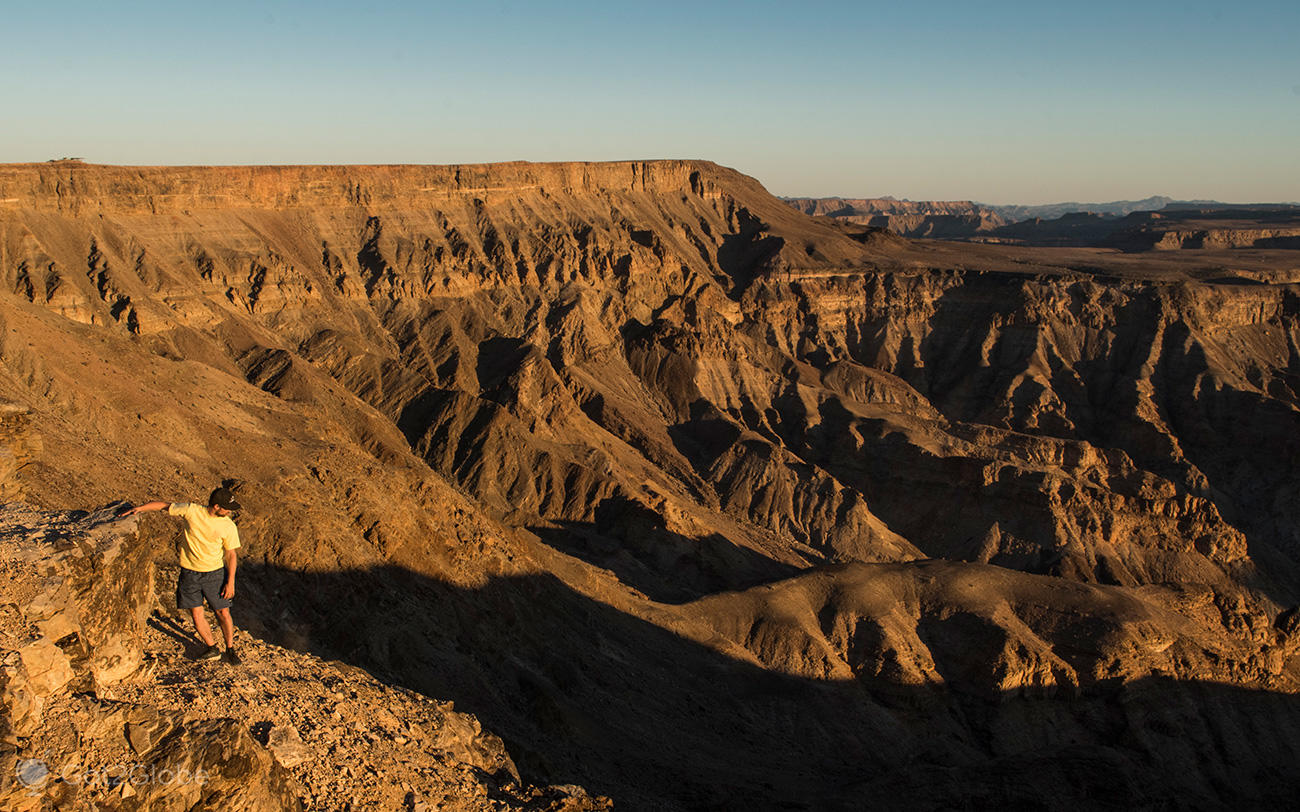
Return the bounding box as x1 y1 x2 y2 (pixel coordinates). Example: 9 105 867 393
168 502 241 572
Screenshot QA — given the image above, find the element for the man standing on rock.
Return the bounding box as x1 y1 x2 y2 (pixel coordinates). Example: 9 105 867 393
120 480 243 665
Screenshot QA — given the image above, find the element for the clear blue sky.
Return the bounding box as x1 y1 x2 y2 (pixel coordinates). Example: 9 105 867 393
3 0 1297 203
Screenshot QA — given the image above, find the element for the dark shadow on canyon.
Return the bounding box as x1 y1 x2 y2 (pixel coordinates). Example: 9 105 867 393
234 560 1300 811
716 209 785 301
528 495 802 604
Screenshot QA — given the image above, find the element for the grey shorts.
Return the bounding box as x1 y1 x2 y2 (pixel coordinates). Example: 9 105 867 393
176 567 231 611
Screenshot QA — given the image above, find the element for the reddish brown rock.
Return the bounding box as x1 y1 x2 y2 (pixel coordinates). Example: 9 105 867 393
1 160 1298 809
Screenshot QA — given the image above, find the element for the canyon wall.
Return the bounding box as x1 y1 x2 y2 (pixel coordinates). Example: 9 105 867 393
784 196 1007 238
2 161 1300 808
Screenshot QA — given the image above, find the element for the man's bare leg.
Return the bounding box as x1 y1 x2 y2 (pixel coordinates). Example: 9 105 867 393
215 608 235 649
189 607 216 646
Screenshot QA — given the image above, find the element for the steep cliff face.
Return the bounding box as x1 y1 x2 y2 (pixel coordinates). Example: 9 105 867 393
1124 227 1300 251
748 270 1299 588
3 161 1300 808
784 196 1007 238
1099 209 1300 252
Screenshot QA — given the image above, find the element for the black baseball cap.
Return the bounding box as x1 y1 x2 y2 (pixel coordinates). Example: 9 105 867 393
209 487 241 512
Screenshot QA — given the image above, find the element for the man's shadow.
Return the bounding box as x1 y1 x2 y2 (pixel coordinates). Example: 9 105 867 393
147 610 205 659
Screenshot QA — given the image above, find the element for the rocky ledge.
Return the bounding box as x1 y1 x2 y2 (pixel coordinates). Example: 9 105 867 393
0 504 605 811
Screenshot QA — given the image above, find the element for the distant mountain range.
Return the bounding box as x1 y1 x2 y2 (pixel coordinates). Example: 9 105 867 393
788 196 1300 223
781 195 1300 249
980 197 1229 222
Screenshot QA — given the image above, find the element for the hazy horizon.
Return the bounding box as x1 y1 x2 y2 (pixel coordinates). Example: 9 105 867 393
5 1 1296 204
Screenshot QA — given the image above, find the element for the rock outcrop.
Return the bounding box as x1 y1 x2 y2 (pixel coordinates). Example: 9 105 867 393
0 504 600 811
0 504 302 810
0 404 38 503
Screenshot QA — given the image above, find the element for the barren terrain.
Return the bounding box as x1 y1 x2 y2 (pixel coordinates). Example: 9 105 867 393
2 160 1299 809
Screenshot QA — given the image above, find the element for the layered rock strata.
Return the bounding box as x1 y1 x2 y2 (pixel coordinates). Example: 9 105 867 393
784 196 1007 238
1 160 1299 807
0 404 38 503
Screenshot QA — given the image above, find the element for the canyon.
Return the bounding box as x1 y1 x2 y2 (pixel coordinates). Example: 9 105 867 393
788 195 1300 250
1 160 1299 809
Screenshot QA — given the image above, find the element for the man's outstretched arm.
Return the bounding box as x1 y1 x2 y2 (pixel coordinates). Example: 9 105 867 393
119 501 169 517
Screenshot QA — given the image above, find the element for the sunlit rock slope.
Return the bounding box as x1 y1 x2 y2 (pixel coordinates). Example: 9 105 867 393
2 160 1299 808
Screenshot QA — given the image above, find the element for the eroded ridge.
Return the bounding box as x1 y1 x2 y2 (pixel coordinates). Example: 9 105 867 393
2 160 1299 807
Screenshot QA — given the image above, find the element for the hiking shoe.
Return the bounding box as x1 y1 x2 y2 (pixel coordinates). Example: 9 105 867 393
197 644 221 661
224 648 242 666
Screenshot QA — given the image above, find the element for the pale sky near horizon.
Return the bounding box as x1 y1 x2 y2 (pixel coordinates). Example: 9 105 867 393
3 0 1297 204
